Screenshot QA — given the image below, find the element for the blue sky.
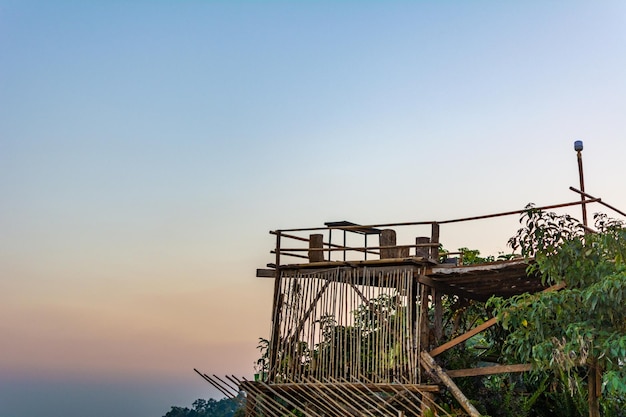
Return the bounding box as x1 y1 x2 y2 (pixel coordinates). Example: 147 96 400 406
1 1 626 416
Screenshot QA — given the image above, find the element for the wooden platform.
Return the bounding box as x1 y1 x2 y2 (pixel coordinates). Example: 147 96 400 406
258 257 544 301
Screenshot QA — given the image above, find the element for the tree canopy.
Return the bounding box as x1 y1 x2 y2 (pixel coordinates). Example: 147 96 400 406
163 395 245 417
490 207 626 416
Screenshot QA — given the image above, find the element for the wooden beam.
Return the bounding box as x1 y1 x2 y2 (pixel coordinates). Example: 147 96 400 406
274 257 431 271
256 268 275 278
429 317 498 357
428 281 566 357
446 364 532 378
429 258 529 275
420 351 481 417
418 274 481 302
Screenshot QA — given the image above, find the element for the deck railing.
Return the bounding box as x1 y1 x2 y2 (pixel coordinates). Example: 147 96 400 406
269 193 606 269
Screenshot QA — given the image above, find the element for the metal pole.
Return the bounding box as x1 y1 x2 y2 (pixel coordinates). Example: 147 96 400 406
574 140 588 227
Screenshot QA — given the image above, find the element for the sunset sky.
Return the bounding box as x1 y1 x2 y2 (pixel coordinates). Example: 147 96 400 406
2 1 626 416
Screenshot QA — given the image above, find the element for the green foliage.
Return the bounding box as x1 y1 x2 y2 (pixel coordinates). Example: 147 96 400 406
437 217 626 416
491 207 626 410
457 247 515 265
353 293 399 333
163 394 245 417
254 337 270 380
439 246 515 265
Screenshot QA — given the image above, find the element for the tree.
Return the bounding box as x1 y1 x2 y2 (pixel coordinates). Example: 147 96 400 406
490 207 626 417
163 394 245 417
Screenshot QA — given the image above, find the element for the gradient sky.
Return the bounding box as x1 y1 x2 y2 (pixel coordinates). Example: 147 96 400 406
1 1 626 416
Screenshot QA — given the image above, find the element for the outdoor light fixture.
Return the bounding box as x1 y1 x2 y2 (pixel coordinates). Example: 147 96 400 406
574 140 583 152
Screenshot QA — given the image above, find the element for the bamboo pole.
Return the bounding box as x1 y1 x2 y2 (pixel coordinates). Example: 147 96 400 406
235 377 303 417
194 370 235 399
570 187 626 217
274 198 600 233
323 377 380 416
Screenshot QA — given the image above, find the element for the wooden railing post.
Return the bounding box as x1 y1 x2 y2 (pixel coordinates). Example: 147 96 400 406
415 236 430 258
430 223 440 262
380 229 397 259
308 233 324 262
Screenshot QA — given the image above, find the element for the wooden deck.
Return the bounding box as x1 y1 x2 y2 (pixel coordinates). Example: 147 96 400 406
258 257 544 302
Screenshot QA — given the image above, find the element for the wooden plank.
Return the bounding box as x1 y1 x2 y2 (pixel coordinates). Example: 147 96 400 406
418 274 481 302
430 258 529 275
256 268 276 278
420 352 481 417
447 364 532 378
429 317 498 357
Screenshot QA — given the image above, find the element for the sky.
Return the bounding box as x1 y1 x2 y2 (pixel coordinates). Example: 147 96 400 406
1 1 626 416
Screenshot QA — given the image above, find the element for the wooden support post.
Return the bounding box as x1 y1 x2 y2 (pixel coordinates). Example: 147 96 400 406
419 284 431 352
380 229 397 259
430 223 440 261
268 294 283 381
421 351 481 417
433 288 443 344
411 276 420 381
415 236 430 258
268 232 282 382
308 233 324 263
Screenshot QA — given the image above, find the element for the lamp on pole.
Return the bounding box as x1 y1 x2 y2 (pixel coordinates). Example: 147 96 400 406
574 140 588 227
